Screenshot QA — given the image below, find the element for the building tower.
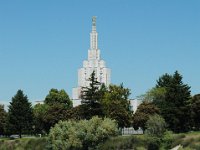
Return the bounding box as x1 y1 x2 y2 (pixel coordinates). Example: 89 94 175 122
72 16 111 107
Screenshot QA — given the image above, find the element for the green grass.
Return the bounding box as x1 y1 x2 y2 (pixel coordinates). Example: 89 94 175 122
97 135 149 150
0 137 48 150
172 131 200 150
0 131 200 150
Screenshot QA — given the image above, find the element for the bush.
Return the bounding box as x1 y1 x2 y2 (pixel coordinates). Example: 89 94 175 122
48 116 118 150
145 114 166 138
147 137 160 150
162 131 174 149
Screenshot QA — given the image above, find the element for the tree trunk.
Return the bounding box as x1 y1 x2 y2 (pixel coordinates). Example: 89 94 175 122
19 128 22 138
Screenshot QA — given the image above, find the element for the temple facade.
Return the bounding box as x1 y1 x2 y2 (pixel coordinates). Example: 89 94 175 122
72 16 111 107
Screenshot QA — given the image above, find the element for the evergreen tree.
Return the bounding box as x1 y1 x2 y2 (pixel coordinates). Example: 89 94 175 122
190 94 200 130
81 71 103 119
8 90 33 138
155 71 191 132
0 104 7 135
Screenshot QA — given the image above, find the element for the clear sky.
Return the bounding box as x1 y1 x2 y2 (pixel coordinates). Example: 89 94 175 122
0 0 200 106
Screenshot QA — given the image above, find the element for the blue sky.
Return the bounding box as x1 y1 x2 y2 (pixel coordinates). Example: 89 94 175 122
0 0 200 106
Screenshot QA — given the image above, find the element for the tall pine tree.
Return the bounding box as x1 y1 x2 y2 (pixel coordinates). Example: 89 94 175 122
81 71 103 119
155 71 191 132
8 90 33 138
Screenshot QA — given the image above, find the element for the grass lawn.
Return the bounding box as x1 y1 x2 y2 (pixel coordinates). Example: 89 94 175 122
172 131 200 150
0 137 48 150
0 131 200 150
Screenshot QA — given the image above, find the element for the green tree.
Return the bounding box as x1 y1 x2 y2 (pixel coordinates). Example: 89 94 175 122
138 87 166 103
132 101 159 130
33 104 49 134
155 71 191 132
190 94 200 130
48 116 118 150
145 114 166 138
43 103 70 131
33 89 72 133
8 90 33 138
0 104 7 135
81 71 103 119
44 88 72 108
101 84 132 128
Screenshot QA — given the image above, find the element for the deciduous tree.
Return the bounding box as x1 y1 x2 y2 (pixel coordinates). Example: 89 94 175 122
34 89 73 133
102 84 132 128
0 104 7 135
132 101 159 130
44 88 72 108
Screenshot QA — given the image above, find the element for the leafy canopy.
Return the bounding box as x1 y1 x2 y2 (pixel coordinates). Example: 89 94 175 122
48 116 118 150
101 84 132 128
44 88 72 108
145 114 167 138
0 104 7 135
132 101 159 130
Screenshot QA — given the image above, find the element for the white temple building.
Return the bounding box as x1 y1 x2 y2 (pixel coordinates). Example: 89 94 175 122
72 16 111 107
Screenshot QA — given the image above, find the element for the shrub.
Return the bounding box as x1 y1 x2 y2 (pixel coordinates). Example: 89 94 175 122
147 137 160 150
145 114 166 138
162 131 174 149
48 116 118 150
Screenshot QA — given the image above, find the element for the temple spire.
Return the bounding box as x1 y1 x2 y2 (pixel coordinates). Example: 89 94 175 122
92 16 96 31
90 16 98 50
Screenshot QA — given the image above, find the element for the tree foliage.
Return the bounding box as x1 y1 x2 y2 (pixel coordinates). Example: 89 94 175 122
190 94 200 130
48 116 118 150
138 87 166 103
33 104 49 134
8 90 33 138
101 84 132 128
0 104 7 135
33 89 73 133
44 88 72 108
155 71 191 132
145 114 166 138
132 101 159 130
81 71 104 119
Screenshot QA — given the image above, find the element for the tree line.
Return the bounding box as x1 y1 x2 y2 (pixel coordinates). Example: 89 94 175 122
0 70 200 138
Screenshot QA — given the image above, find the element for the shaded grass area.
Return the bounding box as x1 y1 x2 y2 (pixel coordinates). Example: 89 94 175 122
0 137 48 150
98 131 200 150
97 135 149 150
172 131 200 150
